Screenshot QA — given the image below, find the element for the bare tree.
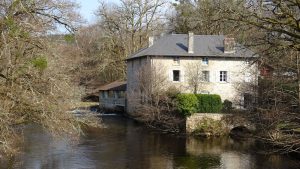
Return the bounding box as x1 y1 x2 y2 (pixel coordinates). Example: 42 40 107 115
129 62 184 132
96 0 167 53
185 62 206 94
0 0 100 157
171 0 243 35
218 0 300 153
221 0 300 104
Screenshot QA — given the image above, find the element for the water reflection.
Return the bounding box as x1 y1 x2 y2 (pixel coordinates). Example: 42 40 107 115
3 116 300 169
183 137 253 169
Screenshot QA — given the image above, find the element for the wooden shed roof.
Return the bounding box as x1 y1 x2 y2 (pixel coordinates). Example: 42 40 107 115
95 81 127 91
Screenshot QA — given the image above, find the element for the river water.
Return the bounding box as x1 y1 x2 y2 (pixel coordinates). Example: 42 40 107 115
4 115 300 169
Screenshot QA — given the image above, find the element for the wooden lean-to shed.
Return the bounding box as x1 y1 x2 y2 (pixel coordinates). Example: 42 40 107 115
96 81 127 112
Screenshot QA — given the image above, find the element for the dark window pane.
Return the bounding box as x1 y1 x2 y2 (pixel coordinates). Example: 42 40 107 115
173 70 180 81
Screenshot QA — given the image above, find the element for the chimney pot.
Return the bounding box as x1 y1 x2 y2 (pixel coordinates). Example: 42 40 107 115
148 36 154 47
188 32 194 54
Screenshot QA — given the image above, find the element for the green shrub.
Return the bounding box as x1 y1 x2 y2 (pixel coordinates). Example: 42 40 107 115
176 94 198 116
31 56 48 71
222 99 233 113
64 34 75 43
196 94 222 113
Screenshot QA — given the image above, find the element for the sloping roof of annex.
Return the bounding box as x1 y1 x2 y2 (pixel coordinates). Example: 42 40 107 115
95 81 127 92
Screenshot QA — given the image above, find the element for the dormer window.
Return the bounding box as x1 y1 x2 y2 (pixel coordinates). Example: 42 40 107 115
202 57 208 65
173 57 180 65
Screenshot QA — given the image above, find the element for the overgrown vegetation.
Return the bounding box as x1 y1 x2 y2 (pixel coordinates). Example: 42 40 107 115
193 117 226 137
0 0 100 157
222 100 233 113
128 63 185 133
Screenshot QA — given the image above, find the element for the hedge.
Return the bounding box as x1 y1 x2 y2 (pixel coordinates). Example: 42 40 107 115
176 94 222 116
196 94 222 113
176 94 198 116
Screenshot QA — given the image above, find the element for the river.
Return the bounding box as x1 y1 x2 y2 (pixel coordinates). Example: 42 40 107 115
3 115 300 169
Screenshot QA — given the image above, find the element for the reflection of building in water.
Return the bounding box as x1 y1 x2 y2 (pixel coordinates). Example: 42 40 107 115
185 137 253 169
124 119 180 169
220 152 252 169
186 136 224 155
149 156 173 169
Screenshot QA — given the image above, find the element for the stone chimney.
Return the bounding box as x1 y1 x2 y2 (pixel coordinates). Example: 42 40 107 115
148 36 154 47
188 32 194 54
224 37 235 53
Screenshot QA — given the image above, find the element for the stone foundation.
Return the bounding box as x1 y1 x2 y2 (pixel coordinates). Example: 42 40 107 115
186 113 255 134
186 113 226 133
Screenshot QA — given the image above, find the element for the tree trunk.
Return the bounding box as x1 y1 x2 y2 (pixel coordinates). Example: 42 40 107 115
297 52 300 105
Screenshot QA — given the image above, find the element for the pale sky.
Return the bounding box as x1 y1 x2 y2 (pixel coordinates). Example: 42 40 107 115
76 0 175 24
76 0 120 24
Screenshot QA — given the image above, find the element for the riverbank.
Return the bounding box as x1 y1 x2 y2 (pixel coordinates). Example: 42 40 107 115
2 115 300 169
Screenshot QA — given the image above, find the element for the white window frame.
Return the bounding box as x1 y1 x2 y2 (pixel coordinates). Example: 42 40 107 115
202 71 210 82
219 71 228 82
172 70 180 82
200 90 210 94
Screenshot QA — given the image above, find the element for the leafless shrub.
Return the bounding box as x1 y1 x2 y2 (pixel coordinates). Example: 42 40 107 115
0 0 101 157
128 62 185 132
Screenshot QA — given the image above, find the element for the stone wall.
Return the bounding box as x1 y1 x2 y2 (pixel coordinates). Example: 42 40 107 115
186 113 256 134
186 113 226 133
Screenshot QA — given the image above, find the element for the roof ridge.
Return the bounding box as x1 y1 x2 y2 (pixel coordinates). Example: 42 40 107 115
169 33 224 36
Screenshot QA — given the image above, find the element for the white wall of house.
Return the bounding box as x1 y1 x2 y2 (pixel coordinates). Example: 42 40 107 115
126 56 258 113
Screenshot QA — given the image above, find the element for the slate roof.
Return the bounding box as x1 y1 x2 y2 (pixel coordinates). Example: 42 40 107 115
127 34 256 60
95 81 127 91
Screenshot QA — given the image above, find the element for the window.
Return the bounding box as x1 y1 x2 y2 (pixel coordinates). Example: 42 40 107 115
173 57 180 65
119 91 125 98
115 91 120 98
220 71 227 82
100 91 105 99
104 91 108 98
202 71 209 82
108 91 114 98
202 57 208 65
173 70 180 82
115 91 125 98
